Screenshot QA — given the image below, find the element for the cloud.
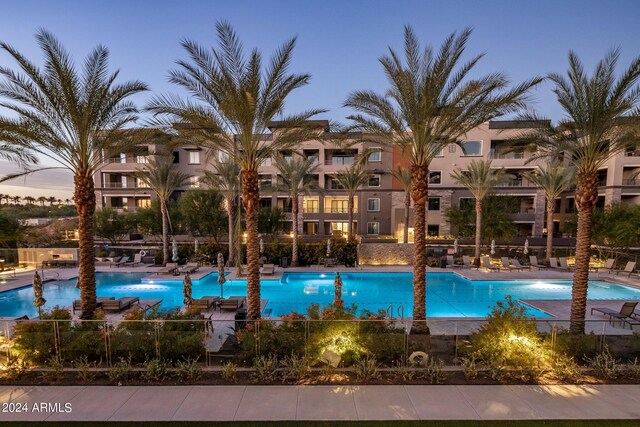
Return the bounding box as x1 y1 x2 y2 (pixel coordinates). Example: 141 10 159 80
0 160 74 198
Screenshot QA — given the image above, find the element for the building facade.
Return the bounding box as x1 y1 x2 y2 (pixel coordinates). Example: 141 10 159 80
93 120 640 240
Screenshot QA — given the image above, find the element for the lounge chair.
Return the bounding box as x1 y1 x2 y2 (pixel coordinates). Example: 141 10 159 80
500 257 520 271
105 252 120 263
260 264 275 275
72 297 116 314
462 255 476 269
191 296 221 311
124 253 143 267
101 297 140 312
529 256 549 270
593 258 615 273
157 263 178 275
445 255 462 269
559 257 574 272
481 256 500 272
219 296 246 311
511 259 531 271
613 261 638 278
324 258 336 268
111 256 130 268
178 262 199 274
591 301 639 326
549 257 567 271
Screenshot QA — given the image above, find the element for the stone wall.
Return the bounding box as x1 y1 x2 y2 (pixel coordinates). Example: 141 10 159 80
358 242 414 265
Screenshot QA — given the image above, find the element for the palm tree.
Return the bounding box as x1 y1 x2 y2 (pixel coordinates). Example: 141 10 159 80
64 198 71 205
524 163 575 262
344 26 541 330
334 163 369 239
136 157 189 265
37 196 47 207
24 196 35 205
147 21 325 320
515 49 640 334
272 153 322 266
390 165 412 243
47 196 56 206
202 156 241 266
12 196 21 205
450 160 507 264
0 30 147 319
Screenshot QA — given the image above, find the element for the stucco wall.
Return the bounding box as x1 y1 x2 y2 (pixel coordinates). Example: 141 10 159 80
358 242 414 265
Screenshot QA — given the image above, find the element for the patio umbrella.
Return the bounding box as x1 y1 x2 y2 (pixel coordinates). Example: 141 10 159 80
32 271 46 318
259 238 264 255
172 240 179 262
453 238 459 254
183 272 193 307
333 272 343 308
217 252 226 298
326 238 332 257
194 239 199 254
524 238 529 255
490 240 496 256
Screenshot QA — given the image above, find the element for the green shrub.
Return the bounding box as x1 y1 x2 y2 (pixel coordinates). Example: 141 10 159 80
417 356 447 384
108 356 133 384
393 360 415 381
354 356 379 381
39 356 65 382
221 361 238 383
552 356 582 382
142 358 168 382
280 352 309 383
72 355 99 383
460 354 479 380
13 307 71 364
585 346 619 379
251 355 279 383
174 357 202 382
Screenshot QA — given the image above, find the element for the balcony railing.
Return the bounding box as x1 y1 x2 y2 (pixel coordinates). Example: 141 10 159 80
489 150 525 160
624 178 638 185
324 207 356 214
303 207 319 214
105 156 149 164
325 157 355 166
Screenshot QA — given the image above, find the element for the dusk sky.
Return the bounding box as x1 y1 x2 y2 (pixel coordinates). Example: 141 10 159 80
1 0 639 199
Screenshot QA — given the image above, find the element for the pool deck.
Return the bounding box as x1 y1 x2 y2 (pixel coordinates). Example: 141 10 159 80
2 384 640 421
1 264 639 332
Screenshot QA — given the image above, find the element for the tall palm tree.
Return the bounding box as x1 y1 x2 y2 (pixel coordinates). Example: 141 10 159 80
202 156 241 266
450 160 507 264
344 26 541 331
136 157 189 265
12 196 21 205
334 163 369 239
47 196 56 206
24 196 35 205
37 196 47 207
272 153 322 266
147 21 325 320
524 163 575 262
515 49 640 334
0 30 147 319
389 165 412 243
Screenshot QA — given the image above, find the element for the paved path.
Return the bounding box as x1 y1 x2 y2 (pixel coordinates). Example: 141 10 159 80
1 384 640 421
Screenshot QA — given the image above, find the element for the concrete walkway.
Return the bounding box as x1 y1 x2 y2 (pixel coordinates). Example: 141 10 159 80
2 384 640 421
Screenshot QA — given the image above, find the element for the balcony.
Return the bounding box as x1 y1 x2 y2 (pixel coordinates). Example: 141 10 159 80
624 178 639 186
325 157 355 166
303 207 319 214
489 150 525 160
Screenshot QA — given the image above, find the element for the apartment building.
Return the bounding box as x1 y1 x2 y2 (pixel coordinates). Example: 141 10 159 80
94 120 640 240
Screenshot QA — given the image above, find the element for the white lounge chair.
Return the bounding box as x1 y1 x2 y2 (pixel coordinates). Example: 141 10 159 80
446 255 462 269
260 264 276 275
613 261 638 278
481 256 499 272
529 256 548 270
593 258 615 273
559 257 574 272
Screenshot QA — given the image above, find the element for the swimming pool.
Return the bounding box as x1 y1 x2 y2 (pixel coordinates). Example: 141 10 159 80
1 271 639 318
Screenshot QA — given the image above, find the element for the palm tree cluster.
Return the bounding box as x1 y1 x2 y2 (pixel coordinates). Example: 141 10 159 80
0 23 638 337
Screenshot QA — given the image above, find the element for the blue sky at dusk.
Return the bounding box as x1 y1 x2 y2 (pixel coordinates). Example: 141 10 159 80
1 0 639 197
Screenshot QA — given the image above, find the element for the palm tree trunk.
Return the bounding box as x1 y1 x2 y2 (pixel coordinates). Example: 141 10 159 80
291 195 299 266
242 169 261 320
227 199 235 267
404 190 410 244
474 199 482 264
74 173 97 320
546 199 554 263
161 200 169 265
348 194 354 239
570 172 598 334
410 164 429 334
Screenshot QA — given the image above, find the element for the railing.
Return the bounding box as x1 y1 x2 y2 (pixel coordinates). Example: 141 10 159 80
489 150 525 160
624 178 638 186
2 318 633 369
303 207 319 214
324 207 356 213
325 157 355 166
104 156 149 164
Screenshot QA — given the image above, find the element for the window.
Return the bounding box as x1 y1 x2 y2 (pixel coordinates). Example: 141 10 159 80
327 199 348 213
136 178 149 188
427 224 440 236
367 222 380 235
368 149 381 162
429 171 442 185
448 145 456 153
435 148 444 157
259 198 272 209
461 140 482 156
460 197 474 209
304 222 318 235
172 151 180 164
189 176 199 188
136 198 151 209
259 175 272 187
262 157 272 167
368 174 381 187
188 150 200 164
428 197 440 211
367 198 380 211
303 198 319 213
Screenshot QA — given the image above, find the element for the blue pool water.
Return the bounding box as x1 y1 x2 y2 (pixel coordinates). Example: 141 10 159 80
2 271 640 319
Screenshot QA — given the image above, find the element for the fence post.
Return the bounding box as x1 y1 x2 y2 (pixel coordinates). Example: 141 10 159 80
103 320 111 367
154 321 161 359
304 320 309 367
53 320 60 359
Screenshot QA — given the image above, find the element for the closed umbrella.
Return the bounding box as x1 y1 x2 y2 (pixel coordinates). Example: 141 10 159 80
453 238 459 254
259 238 264 255
32 271 46 318
490 240 496 256
172 240 179 262
524 238 529 255
183 272 193 307
217 252 226 298
326 238 332 257
333 272 343 308
194 239 199 254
